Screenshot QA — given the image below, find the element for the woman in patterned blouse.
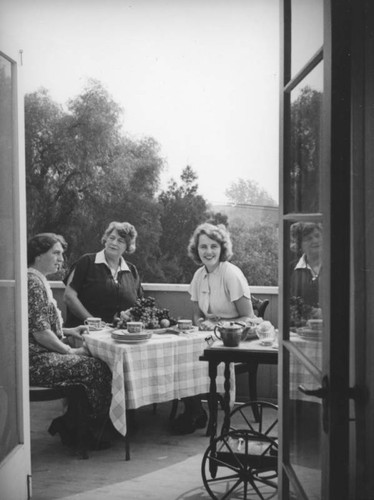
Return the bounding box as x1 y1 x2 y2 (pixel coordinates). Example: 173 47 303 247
28 233 112 453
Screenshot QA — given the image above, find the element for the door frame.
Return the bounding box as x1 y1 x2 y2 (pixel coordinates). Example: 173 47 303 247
278 1 352 498
0 47 31 499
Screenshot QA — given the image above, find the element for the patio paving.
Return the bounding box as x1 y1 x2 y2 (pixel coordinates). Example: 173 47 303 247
30 398 213 499
30 399 278 500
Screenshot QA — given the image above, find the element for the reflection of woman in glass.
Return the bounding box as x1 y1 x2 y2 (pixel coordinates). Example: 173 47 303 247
290 222 322 317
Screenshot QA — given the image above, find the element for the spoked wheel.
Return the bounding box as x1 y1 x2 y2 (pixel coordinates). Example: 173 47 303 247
201 429 278 500
228 401 278 443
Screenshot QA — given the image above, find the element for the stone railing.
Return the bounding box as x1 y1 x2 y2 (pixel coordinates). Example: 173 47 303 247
51 282 279 402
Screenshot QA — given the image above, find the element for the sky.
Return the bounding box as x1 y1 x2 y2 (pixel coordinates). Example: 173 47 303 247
1 0 281 204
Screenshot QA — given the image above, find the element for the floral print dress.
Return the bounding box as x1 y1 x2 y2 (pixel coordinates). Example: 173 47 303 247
28 268 112 418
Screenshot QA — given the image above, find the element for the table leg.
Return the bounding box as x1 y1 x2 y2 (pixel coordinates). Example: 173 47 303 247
207 360 218 442
220 361 232 435
207 360 219 479
248 361 260 421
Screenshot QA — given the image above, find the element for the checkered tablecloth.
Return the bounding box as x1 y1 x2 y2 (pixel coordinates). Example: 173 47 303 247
289 334 322 401
83 330 229 436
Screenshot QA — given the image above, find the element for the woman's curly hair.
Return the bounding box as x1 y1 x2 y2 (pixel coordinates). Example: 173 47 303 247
27 233 67 266
101 221 137 254
290 222 322 255
188 223 233 265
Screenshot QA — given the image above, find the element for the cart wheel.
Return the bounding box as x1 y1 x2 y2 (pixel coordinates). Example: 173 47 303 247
229 401 278 448
201 429 278 500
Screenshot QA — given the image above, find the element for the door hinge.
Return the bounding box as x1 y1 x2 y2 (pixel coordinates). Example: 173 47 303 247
27 474 32 499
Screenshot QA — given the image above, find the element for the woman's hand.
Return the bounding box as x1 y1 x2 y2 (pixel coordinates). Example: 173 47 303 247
198 319 218 331
64 326 89 340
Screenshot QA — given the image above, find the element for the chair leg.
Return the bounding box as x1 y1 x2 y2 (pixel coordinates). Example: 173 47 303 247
169 399 179 420
124 435 130 461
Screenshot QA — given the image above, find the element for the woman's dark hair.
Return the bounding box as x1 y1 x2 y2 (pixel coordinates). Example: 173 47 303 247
187 223 233 265
101 221 137 254
27 233 67 266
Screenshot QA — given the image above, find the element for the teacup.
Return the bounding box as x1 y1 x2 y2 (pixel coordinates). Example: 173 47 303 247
214 322 245 347
127 321 143 333
177 319 193 330
84 317 103 330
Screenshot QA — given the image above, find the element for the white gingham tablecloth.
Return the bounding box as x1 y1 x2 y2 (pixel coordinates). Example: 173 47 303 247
289 334 322 402
83 330 229 436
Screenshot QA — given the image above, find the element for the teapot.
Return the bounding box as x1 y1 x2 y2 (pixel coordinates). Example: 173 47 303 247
214 321 245 347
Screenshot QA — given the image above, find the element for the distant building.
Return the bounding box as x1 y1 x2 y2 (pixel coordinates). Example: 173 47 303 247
211 203 279 227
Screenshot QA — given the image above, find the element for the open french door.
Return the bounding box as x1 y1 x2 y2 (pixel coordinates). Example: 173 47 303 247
278 1 352 499
0 47 31 499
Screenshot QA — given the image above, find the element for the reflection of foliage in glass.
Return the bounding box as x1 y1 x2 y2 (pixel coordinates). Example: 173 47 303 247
290 86 322 213
290 296 315 327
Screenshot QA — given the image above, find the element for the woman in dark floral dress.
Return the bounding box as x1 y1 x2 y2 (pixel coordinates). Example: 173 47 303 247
28 233 112 452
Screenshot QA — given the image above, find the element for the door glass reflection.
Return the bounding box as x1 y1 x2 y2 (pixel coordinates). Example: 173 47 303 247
287 62 323 214
289 355 322 499
288 221 323 368
0 54 19 462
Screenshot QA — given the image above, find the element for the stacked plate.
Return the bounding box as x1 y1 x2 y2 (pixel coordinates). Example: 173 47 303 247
295 327 322 341
111 329 152 344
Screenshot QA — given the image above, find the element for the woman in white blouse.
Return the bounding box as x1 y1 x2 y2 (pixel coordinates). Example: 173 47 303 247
188 222 255 331
172 223 256 434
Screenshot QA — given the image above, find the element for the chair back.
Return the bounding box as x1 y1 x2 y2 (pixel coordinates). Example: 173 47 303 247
251 296 270 318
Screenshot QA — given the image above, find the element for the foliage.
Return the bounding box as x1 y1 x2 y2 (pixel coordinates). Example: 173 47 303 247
229 220 278 286
290 86 322 212
25 80 280 287
158 166 209 283
25 80 164 280
225 178 277 206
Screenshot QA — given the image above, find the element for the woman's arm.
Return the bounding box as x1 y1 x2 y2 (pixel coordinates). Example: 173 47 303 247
233 295 256 323
192 301 205 326
192 301 219 331
32 329 86 355
63 270 92 321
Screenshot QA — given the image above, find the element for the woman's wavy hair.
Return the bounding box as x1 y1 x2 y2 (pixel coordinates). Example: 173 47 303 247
27 233 67 266
188 223 233 265
101 221 137 254
290 222 322 255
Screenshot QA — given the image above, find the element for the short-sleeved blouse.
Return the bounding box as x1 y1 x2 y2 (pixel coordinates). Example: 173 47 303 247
189 261 251 319
64 251 143 326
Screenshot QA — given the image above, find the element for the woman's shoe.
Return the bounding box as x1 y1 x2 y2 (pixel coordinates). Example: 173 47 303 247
172 413 197 434
194 409 208 429
48 417 75 447
171 409 208 435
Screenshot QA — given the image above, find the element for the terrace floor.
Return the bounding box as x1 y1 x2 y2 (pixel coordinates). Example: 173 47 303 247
30 399 278 500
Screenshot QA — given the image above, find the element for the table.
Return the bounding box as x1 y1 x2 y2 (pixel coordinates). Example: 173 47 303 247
200 339 278 440
289 334 322 402
83 329 228 436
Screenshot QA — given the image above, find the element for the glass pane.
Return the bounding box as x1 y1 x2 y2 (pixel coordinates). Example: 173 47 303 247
287 62 323 213
291 0 323 77
289 356 322 499
288 220 323 369
0 54 19 462
0 55 15 279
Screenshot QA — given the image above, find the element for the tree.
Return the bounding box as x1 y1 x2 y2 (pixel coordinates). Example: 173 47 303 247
225 178 277 206
158 166 209 283
25 80 164 279
290 86 322 212
229 220 278 286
